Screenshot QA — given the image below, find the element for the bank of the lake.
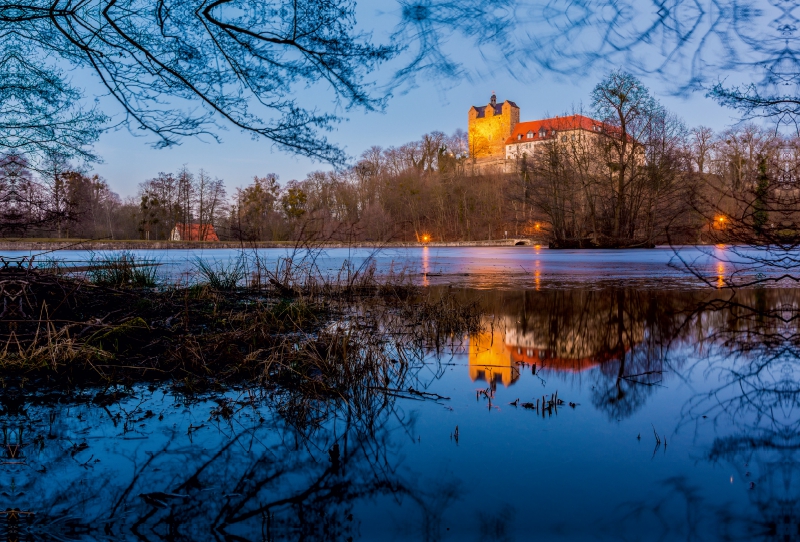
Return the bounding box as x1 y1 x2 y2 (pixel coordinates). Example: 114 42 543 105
0 237 573 250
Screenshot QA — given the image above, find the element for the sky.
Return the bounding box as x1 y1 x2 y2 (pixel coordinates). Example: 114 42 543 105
81 1 755 199
91 71 737 199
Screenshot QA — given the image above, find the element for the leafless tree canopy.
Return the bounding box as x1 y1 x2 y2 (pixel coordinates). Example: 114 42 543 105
1 0 397 162
2 0 795 160
395 1 800 126
13 102 800 245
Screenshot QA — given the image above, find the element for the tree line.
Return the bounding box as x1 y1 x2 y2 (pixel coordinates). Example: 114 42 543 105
0 72 792 245
0 2 791 247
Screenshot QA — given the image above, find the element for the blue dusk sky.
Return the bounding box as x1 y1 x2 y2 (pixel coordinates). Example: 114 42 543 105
91 73 736 199
79 1 770 198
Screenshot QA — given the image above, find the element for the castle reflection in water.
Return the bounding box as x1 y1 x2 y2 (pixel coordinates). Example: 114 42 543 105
468 323 636 387
465 288 663 388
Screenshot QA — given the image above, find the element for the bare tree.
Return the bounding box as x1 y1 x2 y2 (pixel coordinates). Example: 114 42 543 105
689 126 715 174
591 70 661 242
1 0 397 163
0 48 106 171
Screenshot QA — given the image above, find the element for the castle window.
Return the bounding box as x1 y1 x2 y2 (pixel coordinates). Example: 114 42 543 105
562 135 567 142
526 131 534 139
539 128 546 138
517 134 523 140
571 134 577 141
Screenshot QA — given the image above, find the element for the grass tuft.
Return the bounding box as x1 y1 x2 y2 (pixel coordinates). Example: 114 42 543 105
193 256 247 290
88 251 159 287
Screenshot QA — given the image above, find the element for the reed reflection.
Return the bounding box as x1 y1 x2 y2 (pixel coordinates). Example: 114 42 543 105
422 245 430 287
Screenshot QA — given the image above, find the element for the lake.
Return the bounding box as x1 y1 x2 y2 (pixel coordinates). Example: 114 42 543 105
0 244 793 288
0 248 796 540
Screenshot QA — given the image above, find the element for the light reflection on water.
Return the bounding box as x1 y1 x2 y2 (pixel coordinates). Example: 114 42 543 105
0 245 791 288
3 286 800 540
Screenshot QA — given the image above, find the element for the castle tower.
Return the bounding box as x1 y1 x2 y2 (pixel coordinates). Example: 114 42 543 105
468 94 520 160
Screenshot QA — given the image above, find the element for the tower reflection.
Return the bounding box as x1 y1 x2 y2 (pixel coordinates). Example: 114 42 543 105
467 288 657 390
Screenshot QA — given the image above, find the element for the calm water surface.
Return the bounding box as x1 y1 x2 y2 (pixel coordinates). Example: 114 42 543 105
0 244 789 287
2 281 795 541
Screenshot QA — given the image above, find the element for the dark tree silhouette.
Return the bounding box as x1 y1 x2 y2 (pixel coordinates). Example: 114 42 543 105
0 46 106 234
2 0 795 168
0 0 395 163
672 139 800 287
0 49 106 170
392 1 800 127
2 0 797 163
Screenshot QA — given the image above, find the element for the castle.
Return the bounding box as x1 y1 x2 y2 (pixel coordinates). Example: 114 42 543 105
468 94 605 171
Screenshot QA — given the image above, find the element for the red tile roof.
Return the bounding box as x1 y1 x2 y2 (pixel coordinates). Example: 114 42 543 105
505 115 604 145
507 343 630 373
172 223 219 241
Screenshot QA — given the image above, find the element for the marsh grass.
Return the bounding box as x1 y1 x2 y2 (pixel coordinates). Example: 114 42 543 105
37 256 68 276
193 256 247 290
88 251 159 287
0 250 483 420
242 249 416 299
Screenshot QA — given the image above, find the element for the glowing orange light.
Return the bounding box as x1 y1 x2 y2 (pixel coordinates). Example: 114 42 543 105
535 223 541 230
421 234 431 243
534 244 542 249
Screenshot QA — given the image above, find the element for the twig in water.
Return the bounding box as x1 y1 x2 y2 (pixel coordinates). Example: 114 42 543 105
652 424 661 444
651 424 663 458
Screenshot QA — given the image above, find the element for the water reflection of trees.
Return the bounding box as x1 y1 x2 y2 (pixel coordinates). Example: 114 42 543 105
0 379 456 541
460 287 800 422
682 289 800 429
603 288 800 540
687 290 800 541
464 288 706 419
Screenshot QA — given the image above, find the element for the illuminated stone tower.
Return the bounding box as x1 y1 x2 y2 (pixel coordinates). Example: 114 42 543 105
468 93 520 160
